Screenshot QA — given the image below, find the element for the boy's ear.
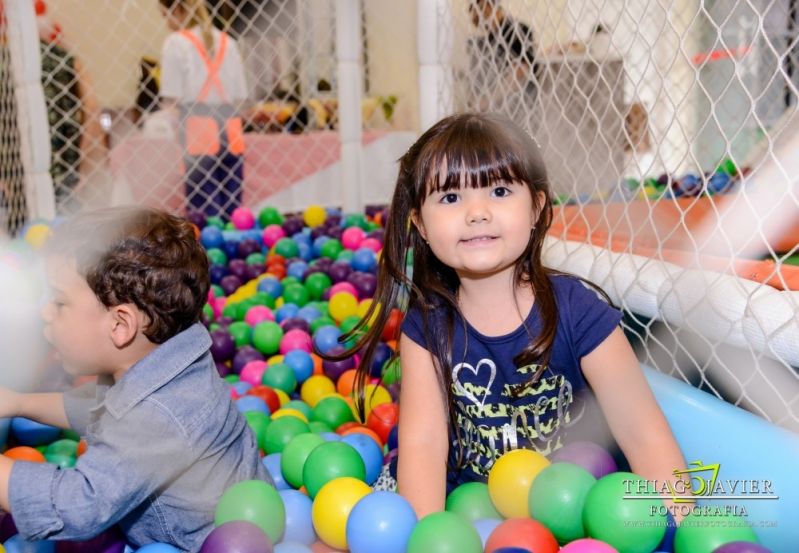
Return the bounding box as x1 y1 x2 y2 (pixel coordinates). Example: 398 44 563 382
109 304 140 349
410 209 427 241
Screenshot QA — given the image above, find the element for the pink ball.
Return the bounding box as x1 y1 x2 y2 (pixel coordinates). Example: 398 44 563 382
240 360 267 386
231 207 255 230
207 288 216 302
341 226 366 250
212 297 227 318
261 224 286 248
244 305 275 326
280 328 313 354
329 282 359 300
360 237 382 253
559 539 619 553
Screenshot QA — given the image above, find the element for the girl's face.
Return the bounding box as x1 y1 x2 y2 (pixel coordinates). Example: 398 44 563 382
159 3 187 31
414 177 541 280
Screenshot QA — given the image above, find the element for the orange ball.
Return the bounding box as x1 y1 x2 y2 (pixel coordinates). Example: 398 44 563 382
336 421 360 435
311 353 324 376
5 446 46 463
381 309 403 342
77 439 88 457
336 369 357 396
367 402 399 445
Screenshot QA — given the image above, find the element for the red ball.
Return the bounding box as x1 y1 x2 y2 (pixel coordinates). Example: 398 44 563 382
247 385 281 414
366 402 398 445
381 309 403 342
485 518 559 553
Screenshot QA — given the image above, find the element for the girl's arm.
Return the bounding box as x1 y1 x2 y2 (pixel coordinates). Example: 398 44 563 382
397 333 449 518
581 326 690 521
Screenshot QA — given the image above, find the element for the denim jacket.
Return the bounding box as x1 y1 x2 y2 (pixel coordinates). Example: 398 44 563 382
9 323 270 552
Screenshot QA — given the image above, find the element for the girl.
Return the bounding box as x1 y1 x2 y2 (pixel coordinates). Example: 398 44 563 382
348 113 688 519
158 0 248 217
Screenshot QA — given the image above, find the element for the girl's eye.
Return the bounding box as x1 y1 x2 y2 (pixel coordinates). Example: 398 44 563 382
440 193 459 204
491 186 512 198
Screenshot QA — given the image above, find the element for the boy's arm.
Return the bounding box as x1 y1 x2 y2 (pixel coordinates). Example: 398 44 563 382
12 392 69 429
396 333 449 518
582 326 691 521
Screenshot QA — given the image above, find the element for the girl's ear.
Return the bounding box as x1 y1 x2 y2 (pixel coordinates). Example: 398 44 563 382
410 209 428 241
532 191 547 227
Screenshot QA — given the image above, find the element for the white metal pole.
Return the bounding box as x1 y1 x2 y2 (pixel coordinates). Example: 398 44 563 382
418 0 453 132
5 0 56 221
336 0 364 213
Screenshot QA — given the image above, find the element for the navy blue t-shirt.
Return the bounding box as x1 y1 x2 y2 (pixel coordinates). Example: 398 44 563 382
401 274 622 489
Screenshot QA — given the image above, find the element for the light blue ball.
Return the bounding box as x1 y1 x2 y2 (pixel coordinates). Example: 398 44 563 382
473 518 502 548
312 326 342 355
351 248 377 273
341 433 384 485
275 304 300 323
231 381 253 397
296 306 322 325
278 489 316 545
236 395 270 415
296 241 313 261
3 535 55 553
274 543 312 553
312 236 330 258
283 350 314 383
345 491 417 553
287 261 308 280
263 453 291 490
320 432 342 442
257 277 283 300
200 226 224 249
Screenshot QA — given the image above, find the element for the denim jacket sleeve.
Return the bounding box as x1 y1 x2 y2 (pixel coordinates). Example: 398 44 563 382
8 398 192 541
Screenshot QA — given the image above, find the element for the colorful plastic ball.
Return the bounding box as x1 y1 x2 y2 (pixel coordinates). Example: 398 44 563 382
258 277 283 298
230 208 256 230
259 207 285 228
304 273 332 301
231 381 253 397
215 480 286 544
406 511 483 553
386 425 399 451
382 358 401 386
281 433 325 489
261 363 298 394
282 284 309 308
264 416 311 454
238 239 262 259
312 326 342 355
288 261 309 281
207 248 228 266
311 477 371 550
326 262 352 284
311 396 355 431
273 543 312 553
10 418 61 447
244 411 271 451
301 375 336 407
361 384 392 420
220 275 244 296
674 514 759 553
484 518 558 553
365 402 397 445
583 472 666 553
226 321 251 348
199 520 273 553
4 537 51 553
340 433 383 485
279 489 317 545
252 322 284 355
558 539 620 552
284 350 315 383
233 347 265 373
54 527 126 552
346 491 417 553
327 292 357 323
282 317 312 334
275 238 300 259
296 306 322 324
201 226 225 249
210 329 237 361
319 239 344 260
446 482 502 522
237 395 270 416
320 348 354 381
351 248 377 273
359 237 382 253
550 441 617 479
341 227 366 250
329 281 359 299
281 329 313 354
303 441 366 498
349 272 377 299
369 342 393 378
309 316 336 335
487 449 550 518
263 454 291 490
712 543 771 553
474 519 503 549
262 225 286 248
248 385 281 414
529 462 596 542
304 206 327 228
245 306 275 327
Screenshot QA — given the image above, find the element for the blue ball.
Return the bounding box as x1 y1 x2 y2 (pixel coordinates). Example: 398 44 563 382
10 417 61 447
296 306 322 325
231 381 253 397
292 232 312 247
473 518 502 548
387 425 399 451
236 395 269 415
313 326 342 355
223 239 241 259
370 343 393 378
257 277 283 299
200 226 224 249
296 241 313 261
283 350 314 383
278 489 316 545
320 432 342 442
708 172 732 194
274 543 313 553
263 453 291 490
351 248 377 273
287 261 308 280
209 264 228 285
312 236 330 257
3 535 55 553
135 545 181 553
345 491 417 553
341 433 384 485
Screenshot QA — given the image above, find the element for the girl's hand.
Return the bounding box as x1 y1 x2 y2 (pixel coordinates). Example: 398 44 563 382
0 388 21 420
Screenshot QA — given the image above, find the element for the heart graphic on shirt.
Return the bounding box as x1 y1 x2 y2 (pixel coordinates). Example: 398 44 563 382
452 358 496 410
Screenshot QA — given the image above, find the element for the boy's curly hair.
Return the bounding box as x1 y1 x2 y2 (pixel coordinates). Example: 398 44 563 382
46 207 209 344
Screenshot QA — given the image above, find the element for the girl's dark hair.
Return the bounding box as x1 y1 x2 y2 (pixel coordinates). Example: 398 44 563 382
46 207 209 344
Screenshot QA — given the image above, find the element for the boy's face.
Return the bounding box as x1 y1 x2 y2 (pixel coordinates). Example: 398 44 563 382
41 256 115 376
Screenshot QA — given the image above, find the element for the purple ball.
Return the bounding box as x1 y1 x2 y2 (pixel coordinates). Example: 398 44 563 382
210 329 236 362
366 229 384 243
313 257 334 270
326 213 343 226
244 264 264 282
217 316 235 327
215 360 232 377
282 216 304 235
302 265 326 280
351 272 377 298
321 288 332 301
383 447 398 465
228 259 249 280
310 226 326 240
326 225 343 240
55 527 126 553
550 441 617 479
199 520 273 553
281 317 311 334
0 511 18 542
232 346 265 374
364 205 382 218
387 382 400 403
713 544 773 553
237 238 262 259
220 275 243 296
322 346 355 381
327 261 352 284
209 264 229 285
186 211 207 229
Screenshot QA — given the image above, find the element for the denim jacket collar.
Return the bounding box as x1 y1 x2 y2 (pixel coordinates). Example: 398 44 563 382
101 323 212 419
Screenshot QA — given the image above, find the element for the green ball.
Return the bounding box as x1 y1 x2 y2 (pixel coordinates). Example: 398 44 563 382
674 513 759 553
252 292 276 309
262 362 298 394
225 222 236 230
246 252 266 266
252 321 283 355
280 433 325 489
206 216 225 229
445 481 502 522
336 250 354 263
344 213 369 230
583 472 666 553
382 357 401 385
203 303 214 323
311 396 355 430
309 300 329 313
339 315 364 336
45 452 75 468
304 272 332 301
406 511 483 553
244 410 271 451
274 238 300 259
281 276 301 288
282 284 310 307
308 421 333 434
207 248 228 265
284 400 313 419
530 462 596 542
215 480 286 544
319 239 344 260
310 317 336 334
211 284 224 297
302 441 366 498
228 321 252 347
258 206 284 227
61 429 81 442
224 374 240 384
222 302 240 320
263 416 310 454
209 322 221 332
45 439 79 458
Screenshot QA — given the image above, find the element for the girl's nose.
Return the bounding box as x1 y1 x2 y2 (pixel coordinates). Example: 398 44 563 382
466 198 491 224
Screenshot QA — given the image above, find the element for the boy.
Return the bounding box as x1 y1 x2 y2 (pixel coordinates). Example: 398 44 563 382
0 207 270 551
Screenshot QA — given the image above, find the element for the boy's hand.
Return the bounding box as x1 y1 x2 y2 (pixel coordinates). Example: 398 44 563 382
0 388 21 420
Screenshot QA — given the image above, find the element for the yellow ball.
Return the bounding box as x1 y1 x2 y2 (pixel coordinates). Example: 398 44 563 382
274 388 290 407
24 224 50 249
268 355 285 366
312 477 371 550
356 299 379 326
329 292 358 323
275 297 285 308
487 448 550 518
272 408 308 423
362 383 391 421
303 205 327 228
301 375 336 407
